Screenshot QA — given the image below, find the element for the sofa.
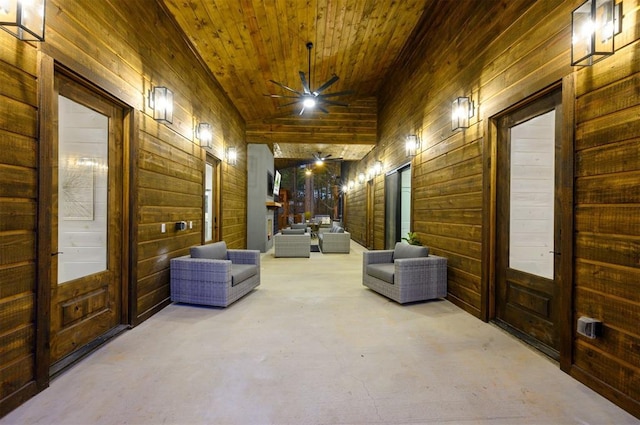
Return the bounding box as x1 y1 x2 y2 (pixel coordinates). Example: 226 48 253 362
170 241 260 307
362 242 447 304
318 222 350 253
274 228 311 257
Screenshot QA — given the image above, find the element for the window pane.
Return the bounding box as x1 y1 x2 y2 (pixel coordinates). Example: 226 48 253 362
58 96 108 283
509 110 555 279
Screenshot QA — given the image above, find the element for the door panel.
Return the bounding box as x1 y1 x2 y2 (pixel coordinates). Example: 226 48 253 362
496 90 562 358
50 74 123 365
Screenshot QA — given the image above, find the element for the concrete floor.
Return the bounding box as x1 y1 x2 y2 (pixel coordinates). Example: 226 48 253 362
2 241 638 425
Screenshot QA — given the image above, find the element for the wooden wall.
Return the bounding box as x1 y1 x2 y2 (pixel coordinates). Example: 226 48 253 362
0 0 246 415
0 34 39 415
343 0 639 416
572 14 640 410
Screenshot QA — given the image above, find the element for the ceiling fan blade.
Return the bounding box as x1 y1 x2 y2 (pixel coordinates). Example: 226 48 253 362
269 80 302 95
265 94 300 99
299 71 311 94
318 90 354 98
277 100 302 107
318 106 329 114
321 100 348 107
313 74 339 95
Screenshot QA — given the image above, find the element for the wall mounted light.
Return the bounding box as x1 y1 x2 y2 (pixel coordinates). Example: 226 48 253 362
148 86 173 124
452 96 474 131
0 0 46 41
226 146 237 166
358 172 365 184
373 160 383 176
405 134 419 157
571 0 622 66
196 123 212 148
342 184 348 193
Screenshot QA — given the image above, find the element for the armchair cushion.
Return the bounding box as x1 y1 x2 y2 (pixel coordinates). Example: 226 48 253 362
366 263 395 283
282 228 306 235
291 223 309 231
231 263 258 286
190 242 227 260
329 224 345 233
393 242 428 259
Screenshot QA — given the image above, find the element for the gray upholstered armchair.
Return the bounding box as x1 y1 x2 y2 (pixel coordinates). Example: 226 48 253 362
170 241 260 307
318 222 350 253
273 228 311 257
363 242 447 304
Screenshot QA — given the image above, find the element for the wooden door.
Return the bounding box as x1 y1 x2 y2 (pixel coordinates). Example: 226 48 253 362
495 90 563 359
50 73 124 367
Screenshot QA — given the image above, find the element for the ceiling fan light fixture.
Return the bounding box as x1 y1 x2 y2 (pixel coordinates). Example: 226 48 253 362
267 41 350 115
303 97 316 108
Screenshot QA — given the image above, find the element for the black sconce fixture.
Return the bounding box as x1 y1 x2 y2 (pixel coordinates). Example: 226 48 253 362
405 134 419 158
0 0 46 41
571 0 622 66
148 86 174 124
196 123 213 148
452 96 474 131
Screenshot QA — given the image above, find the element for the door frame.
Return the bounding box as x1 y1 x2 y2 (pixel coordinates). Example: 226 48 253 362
203 153 222 243
482 76 575 371
37 56 133 386
366 179 374 249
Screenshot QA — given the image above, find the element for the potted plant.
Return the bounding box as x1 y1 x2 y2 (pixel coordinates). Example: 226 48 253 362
402 231 422 246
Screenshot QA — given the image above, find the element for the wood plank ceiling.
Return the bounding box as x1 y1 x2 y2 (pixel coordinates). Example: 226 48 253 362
161 0 429 164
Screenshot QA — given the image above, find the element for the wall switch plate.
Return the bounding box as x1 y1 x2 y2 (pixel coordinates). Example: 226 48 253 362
577 316 601 339
161 223 166 233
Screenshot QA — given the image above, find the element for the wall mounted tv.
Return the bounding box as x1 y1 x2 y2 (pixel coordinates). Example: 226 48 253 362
273 170 281 200
267 171 274 197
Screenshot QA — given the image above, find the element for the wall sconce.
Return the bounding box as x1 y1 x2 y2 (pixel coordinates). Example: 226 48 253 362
341 184 348 193
0 0 46 41
358 172 365 183
571 0 622 66
196 123 212 148
148 86 173 124
226 146 237 166
452 96 474 131
405 135 419 157
373 160 383 176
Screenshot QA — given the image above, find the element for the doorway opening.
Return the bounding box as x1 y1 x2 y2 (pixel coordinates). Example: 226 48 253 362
385 164 411 249
492 88 568 359
47 70 130 376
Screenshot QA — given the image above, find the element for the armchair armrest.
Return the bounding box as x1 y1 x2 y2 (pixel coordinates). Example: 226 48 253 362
394 255 447 283
170 257 232 285
228 249 260 265
363 249 394 266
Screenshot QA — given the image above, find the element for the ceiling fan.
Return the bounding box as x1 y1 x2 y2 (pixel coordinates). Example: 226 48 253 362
311 152 342 165
267 42 352 115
